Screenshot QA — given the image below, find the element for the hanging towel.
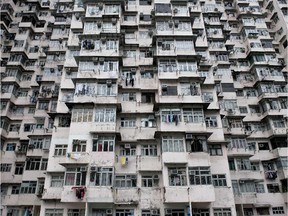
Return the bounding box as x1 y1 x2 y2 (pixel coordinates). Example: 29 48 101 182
120 157 127 166
70 153 81 160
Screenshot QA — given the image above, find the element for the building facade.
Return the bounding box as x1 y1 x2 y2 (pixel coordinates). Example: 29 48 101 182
0 0 287 215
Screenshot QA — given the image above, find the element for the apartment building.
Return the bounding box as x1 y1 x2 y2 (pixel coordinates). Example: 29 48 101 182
0 0 287 215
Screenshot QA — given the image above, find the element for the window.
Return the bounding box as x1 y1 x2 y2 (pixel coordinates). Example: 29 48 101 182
141 145 157 156
116 209 134 216
229 138 247 149
6 143 16 151
243 208 253 216
0 163 12 172
181 83 200 96
213 208 231 216
236 158 253 170
276 157 288 168
92 136 114 152
120 118 136 127
25 158 41 170
228 159 236 170
258 142 269 150
272 119 285 128
255 183 265 193
189 167 211 185
164 209 185 216
23 124 35 132
120 145 136 156
115 175 137 187
256 208 269 215
72 140 87 152
209 145 223 156
14 163 24 175
92 209 113 216
41 159 48 170
54 145 67 156
192 209 210 216
140 0 151 5
11 185 20 194
91 167 113 186
51 174 64 187
272 207 285 214
45 209 64 216
20 181 37 194
183 108 204 123
95 108 116 122
122 92 136 101
97 83 116 96
205 116 218 127
168 167 187 186
141 71 154 79
71 108 93 122
142 175 159 187
67 209 85 216
162 136 184 152
161 85 178 96
239 106 248 113
267 184 280 193
65 167 87 186
58 116 71 127
212 174 227 187
161 109 181 123
142 209 160 216
29 137 51 149
239 181 256 193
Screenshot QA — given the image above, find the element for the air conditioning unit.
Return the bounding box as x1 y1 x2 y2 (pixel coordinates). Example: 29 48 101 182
131 68 136 72
97 21 102 28
125 144 131 149
239 180 245 184
168 20 173 28
80 167 87 172
140 68 145 72
99 57 105 62
186 134 193 140
72 139 81 145
106 209 113 215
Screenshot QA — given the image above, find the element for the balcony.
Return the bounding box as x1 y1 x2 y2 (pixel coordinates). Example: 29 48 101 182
86 187 113 203
272 148 288 158
157 95 203 105
189 185 215 202
42 188 62 200
234 193 257 204
162 152 188 164
164 187 189 203
58 152 90 166
61 186 86 202
73 95 119 105
114 188 139 204
230 170 263 181
138 156 161 171
159 121 206 133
